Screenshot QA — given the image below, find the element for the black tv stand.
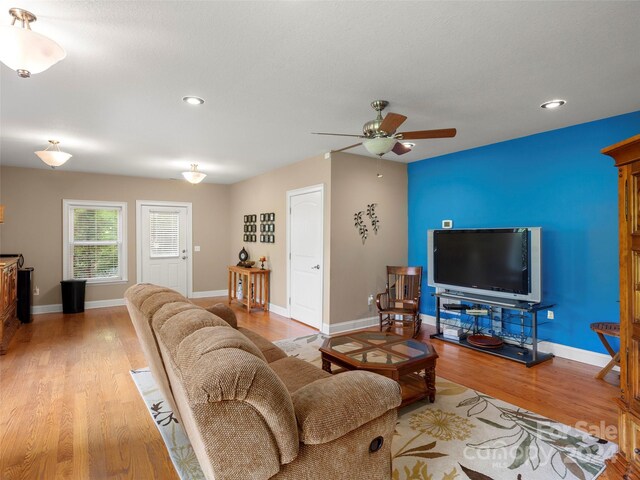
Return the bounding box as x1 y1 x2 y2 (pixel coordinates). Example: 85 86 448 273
430 291 554 367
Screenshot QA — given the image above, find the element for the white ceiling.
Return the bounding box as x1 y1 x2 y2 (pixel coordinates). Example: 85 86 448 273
1 1 639 184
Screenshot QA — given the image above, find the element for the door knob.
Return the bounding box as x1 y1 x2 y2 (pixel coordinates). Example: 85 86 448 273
311 264 320 270
182 256 187 260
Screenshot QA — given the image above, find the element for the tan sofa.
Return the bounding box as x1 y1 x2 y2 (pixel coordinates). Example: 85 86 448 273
125 284 402 480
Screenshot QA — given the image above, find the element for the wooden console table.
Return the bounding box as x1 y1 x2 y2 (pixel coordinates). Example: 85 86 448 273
228 266 270 313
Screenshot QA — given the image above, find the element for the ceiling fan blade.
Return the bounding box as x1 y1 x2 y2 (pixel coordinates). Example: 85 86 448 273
379 113 407 134
397 128 457 140
311 132 366 138
331 142 362 153
392 142 412 155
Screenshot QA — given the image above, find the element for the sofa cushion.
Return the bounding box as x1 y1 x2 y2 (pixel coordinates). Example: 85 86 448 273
291 371 402 445
153 301 203 331
269 356 332 393
126 283 173 311
180 348 300 465
205 303 238 329
238 327 288 363
156 309 229 359
141 291 188 318
176 326 267 372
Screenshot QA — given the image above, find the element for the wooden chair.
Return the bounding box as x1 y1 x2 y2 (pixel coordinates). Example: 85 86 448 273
376 266 422 337
590 322 621 381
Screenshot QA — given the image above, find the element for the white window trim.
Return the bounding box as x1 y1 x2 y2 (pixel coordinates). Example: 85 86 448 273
62 199 128 284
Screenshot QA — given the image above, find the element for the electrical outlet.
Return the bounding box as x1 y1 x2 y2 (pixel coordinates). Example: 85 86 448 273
34 286 39 296
368 294 374 306
194 245 201 252
547 310 554 320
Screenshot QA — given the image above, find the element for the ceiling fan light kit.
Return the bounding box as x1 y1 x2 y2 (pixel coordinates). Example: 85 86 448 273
35 140 72 168
0 8 66 78
313 100 456 158
364 137 397 156
182 163 207 184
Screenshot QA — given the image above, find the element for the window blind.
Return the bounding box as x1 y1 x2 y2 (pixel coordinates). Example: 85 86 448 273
70 207 121 280
149 211 180 258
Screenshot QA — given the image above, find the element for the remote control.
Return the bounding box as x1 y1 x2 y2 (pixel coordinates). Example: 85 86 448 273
466 309 489 315
443 303 467 310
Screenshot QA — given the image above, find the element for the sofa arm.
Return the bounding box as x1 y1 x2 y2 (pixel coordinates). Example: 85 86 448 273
291 370 401 445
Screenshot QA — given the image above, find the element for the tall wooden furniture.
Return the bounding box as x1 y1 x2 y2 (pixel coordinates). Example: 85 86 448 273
0 257 20 354
602 134 640 480
227 266 270 312
376 266 422 337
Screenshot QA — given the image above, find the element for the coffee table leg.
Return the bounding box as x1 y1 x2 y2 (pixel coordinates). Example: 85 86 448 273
322 358 332 373
424 366 436 403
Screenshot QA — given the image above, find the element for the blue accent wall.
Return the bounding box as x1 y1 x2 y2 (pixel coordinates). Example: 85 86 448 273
408 111 640 354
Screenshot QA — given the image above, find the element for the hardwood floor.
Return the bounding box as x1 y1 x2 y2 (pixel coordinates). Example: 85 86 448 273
0 299 619 479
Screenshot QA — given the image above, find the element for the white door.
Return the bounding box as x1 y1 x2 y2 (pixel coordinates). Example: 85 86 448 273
288 187 323 329
140 204 189 296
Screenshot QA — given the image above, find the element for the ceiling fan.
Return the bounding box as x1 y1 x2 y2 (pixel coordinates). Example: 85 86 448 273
312 100 456 157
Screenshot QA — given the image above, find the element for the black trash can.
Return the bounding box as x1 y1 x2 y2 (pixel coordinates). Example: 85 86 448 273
60 279 87 313
18 267 34 323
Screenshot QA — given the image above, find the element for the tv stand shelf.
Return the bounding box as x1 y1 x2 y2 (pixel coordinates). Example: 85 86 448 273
430 292 554 367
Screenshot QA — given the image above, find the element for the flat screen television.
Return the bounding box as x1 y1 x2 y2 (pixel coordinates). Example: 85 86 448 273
427 227 542 304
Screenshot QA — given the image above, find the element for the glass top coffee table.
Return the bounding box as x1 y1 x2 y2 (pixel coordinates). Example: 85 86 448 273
319 331 438 407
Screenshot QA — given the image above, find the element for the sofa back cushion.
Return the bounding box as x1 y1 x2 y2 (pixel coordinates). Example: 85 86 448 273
125 285 189 416
156 307 300 477
125 284 231 420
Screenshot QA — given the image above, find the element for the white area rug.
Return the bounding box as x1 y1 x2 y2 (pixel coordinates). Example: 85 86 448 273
130 333 616 480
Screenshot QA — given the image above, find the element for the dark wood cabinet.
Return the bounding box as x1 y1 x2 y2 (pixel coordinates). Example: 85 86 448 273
602 134 640 480
0 257 20 354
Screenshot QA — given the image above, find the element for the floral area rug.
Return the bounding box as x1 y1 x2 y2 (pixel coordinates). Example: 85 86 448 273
130 333 616 480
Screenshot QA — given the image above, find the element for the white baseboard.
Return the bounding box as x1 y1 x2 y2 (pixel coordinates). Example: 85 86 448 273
33 298 126 315
269 303 289 317
321 316 379 335
536 341 617 369
190 290 227 299
420 314 617 369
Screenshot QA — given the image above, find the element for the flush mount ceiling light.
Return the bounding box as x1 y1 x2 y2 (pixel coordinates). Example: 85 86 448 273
0 8 66 78
363 137 398 156
182 164 207 184
401 142 416 149
540 99 566 110
182 96 205 106
35 140 72 168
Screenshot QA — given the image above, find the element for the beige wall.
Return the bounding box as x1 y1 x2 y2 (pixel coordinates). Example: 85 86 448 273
228 154 332 323
228 151 407 328
1 154 407 325
329 152 408 324
0 167 230 306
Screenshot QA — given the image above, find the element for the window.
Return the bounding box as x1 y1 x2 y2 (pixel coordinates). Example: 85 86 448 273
149 210 180 258
63 200 127 283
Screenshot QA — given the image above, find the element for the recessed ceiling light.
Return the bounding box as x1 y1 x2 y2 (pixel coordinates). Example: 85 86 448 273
401 142 416 148
540 99 566 109
182 96 204 105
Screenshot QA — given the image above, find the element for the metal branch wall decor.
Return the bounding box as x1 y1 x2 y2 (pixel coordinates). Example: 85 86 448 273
354 203 380 244
354 211 368 244
367 203 379 234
